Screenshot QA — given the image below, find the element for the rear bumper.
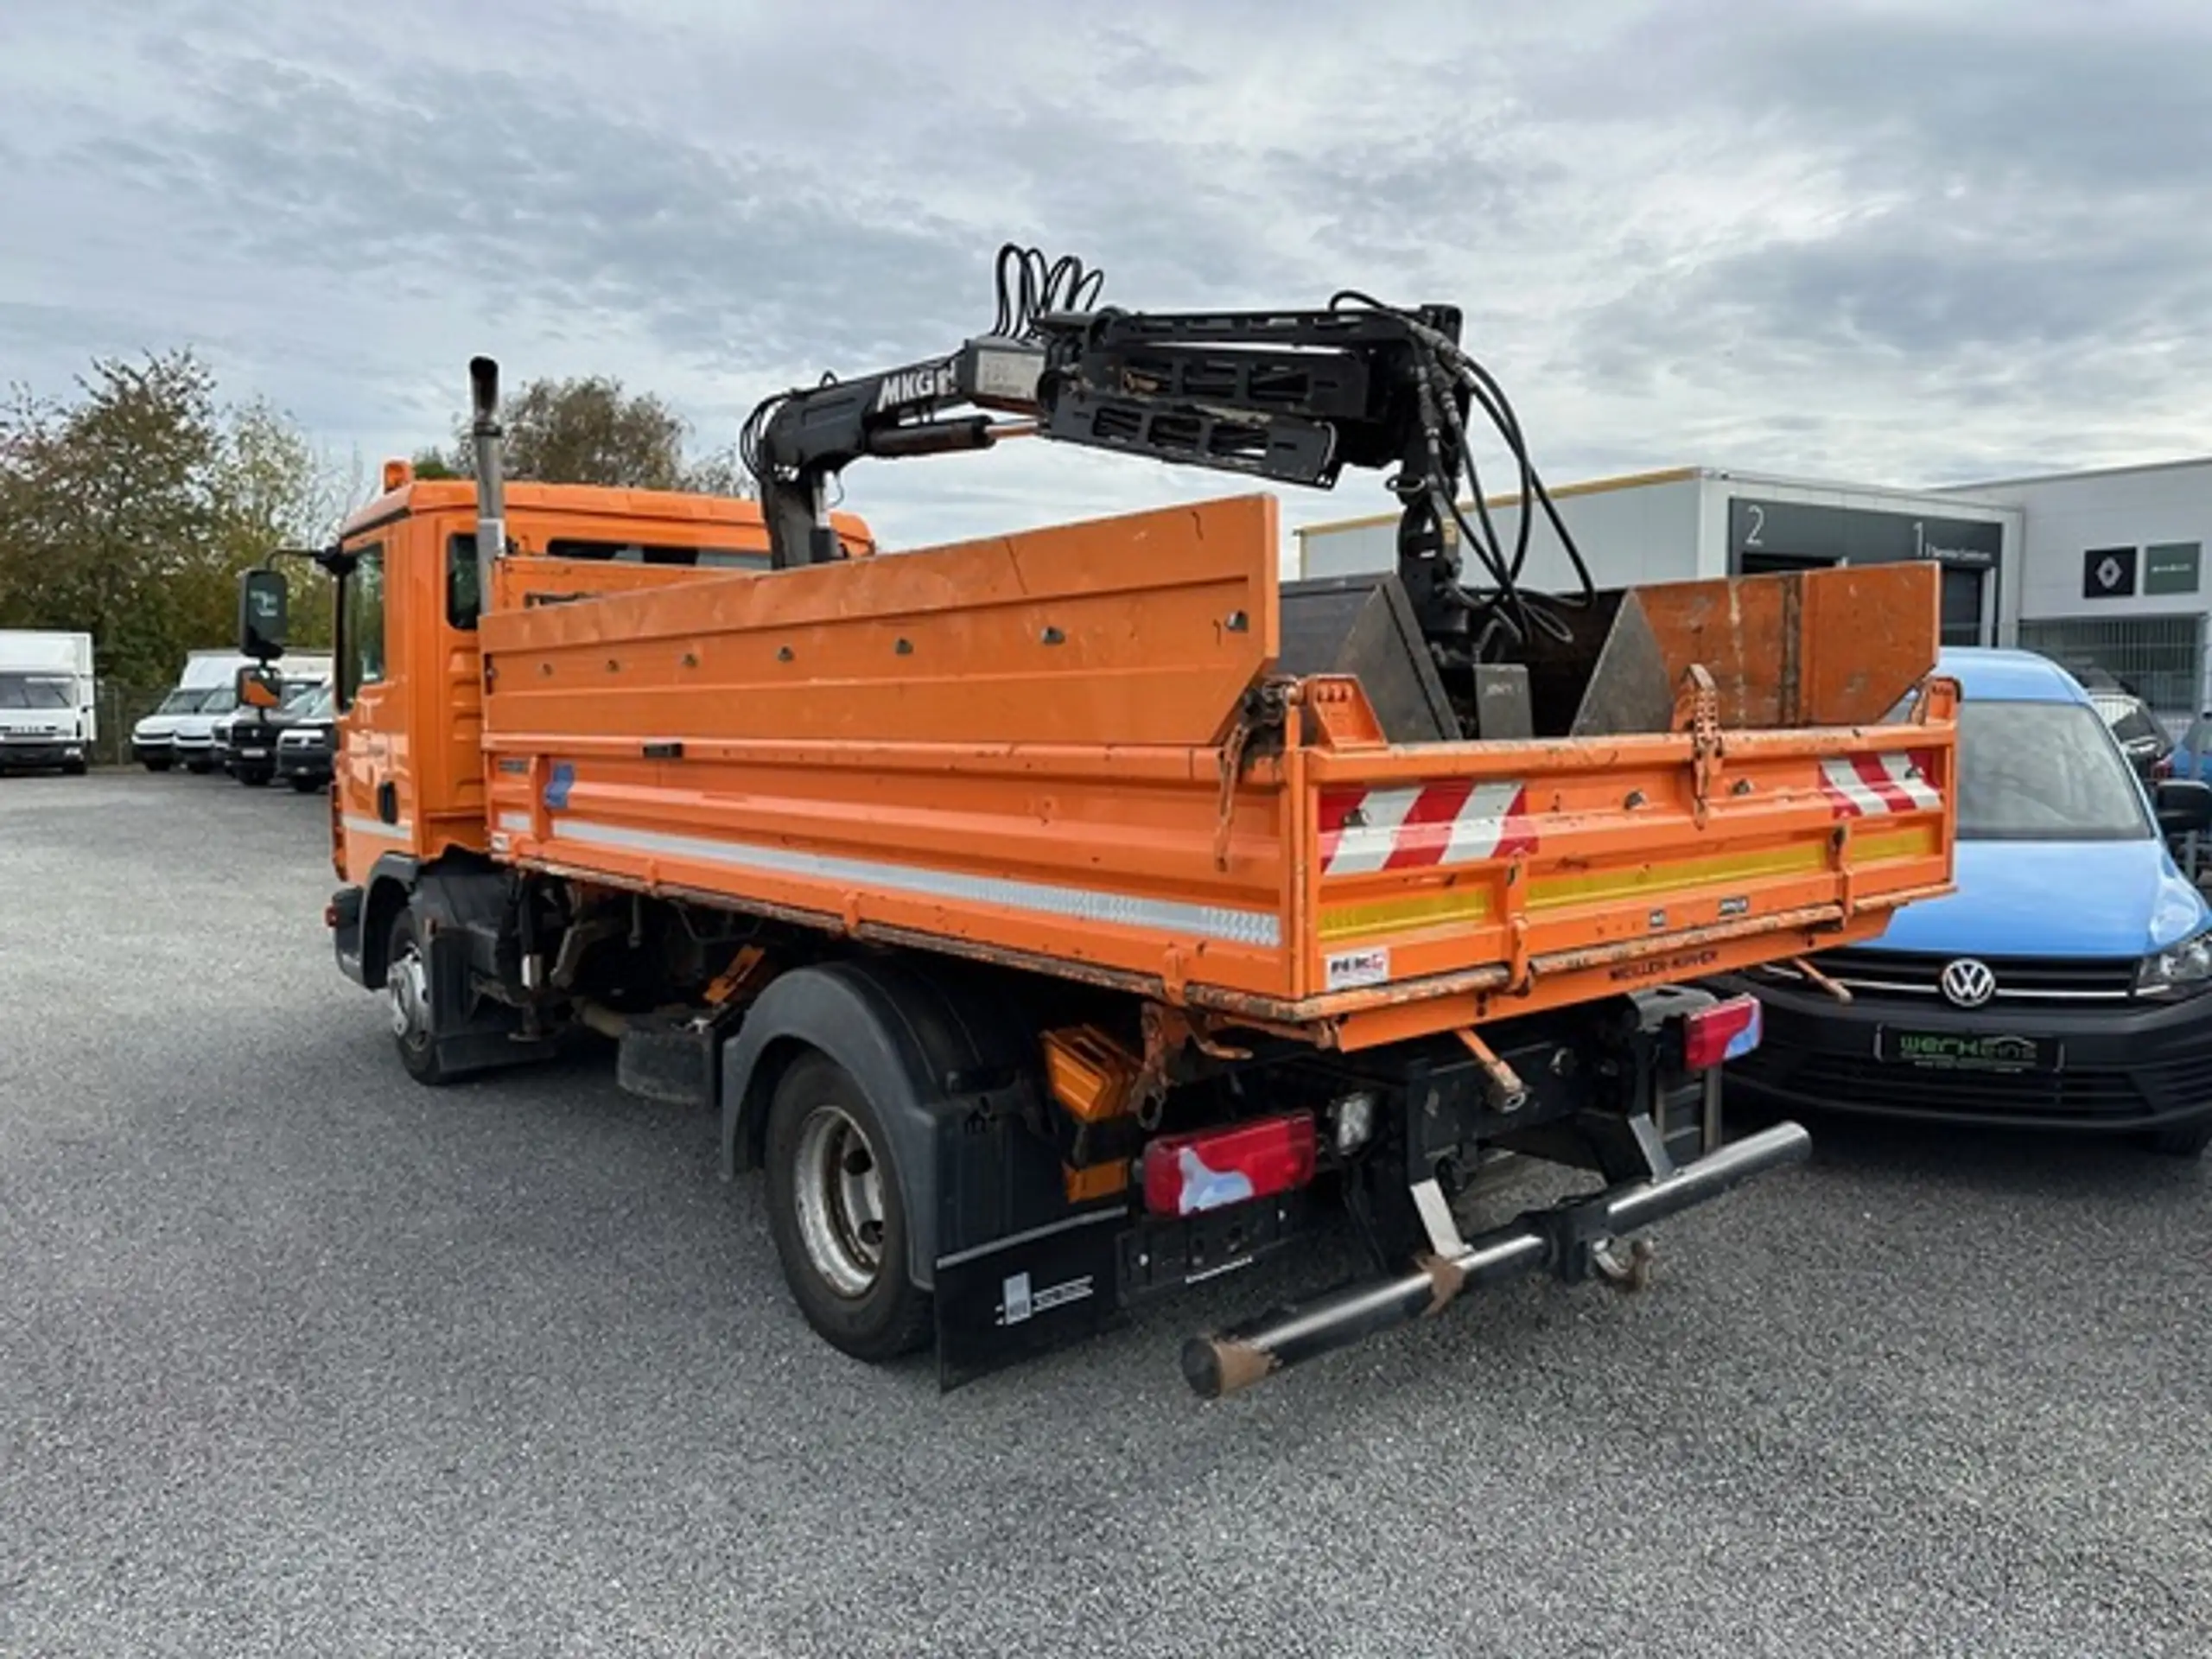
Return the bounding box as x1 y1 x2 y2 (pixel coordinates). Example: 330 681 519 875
1182 1120 1812 1397
1715 970 2212 1133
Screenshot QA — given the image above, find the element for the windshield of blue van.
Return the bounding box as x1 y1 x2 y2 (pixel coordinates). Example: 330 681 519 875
1957 699 2152 841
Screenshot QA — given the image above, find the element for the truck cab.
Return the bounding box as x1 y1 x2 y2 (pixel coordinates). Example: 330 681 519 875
0 630 95 776
322 465 874 887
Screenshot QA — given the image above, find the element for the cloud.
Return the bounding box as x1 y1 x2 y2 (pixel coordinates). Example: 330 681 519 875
2 0 2207 553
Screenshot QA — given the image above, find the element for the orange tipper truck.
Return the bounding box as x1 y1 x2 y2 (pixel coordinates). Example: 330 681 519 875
242 248 1959 1395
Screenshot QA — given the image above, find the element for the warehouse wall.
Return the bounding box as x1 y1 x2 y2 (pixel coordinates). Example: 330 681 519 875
1955 459 2212 719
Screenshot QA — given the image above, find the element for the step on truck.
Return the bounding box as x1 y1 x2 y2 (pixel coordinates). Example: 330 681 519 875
248 248 1960 1395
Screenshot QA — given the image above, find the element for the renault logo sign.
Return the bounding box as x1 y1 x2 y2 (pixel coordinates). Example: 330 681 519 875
1940 958 1997 1008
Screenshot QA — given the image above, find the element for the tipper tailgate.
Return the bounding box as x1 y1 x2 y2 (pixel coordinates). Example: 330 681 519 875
1291 708 1955 1048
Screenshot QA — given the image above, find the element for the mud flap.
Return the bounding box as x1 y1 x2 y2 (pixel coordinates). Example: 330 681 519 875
932 1208 1128 1390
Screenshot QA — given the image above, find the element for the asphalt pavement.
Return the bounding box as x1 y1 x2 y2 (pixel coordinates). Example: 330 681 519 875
3 772 2209 1657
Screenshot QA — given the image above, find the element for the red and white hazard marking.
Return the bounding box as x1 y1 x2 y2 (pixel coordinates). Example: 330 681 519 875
1318 780 1537 876
1819 751 1942 818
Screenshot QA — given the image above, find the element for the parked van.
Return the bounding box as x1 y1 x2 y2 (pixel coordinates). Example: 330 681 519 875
1718 649 2212 1157
0 630 96 776
137 651 257 773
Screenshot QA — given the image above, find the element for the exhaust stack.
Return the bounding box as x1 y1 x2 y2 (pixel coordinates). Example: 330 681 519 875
468 356 506 612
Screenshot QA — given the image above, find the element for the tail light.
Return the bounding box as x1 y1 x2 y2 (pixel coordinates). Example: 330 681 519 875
1682 995 1763 1070
1141 1113 1317 1217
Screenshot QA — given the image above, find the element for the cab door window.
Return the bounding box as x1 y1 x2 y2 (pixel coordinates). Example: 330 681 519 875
340 541 386 707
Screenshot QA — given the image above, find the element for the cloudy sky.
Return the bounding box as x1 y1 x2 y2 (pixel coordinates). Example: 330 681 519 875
3 0 2208 555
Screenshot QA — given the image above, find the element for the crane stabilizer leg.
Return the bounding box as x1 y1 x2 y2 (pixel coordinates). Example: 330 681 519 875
1179 1120 1813 1400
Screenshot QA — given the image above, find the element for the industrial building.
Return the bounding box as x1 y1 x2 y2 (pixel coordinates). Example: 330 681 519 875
1294 456 2212 727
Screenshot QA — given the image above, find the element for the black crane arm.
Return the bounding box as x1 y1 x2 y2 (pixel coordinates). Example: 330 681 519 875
740 246 1594 660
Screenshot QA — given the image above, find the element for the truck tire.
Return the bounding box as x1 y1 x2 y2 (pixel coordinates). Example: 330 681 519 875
385 906 454 1086
764 1052 932 1363
142 758 171 773
289 775 324 794
62 759 87 776
2139 1118 2212 1159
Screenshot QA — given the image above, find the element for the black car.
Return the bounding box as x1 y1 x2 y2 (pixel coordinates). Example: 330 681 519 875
223 678 327 786
2088 689 2174 783
274 683 336 792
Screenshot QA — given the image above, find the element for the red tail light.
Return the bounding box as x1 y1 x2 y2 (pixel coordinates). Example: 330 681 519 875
1683 994 1763 1070
1142 1113 1317 1217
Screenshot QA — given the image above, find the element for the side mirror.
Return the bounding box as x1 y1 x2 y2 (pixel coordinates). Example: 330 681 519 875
238 567 289 659
2155 778 2212 836
236 665 283 709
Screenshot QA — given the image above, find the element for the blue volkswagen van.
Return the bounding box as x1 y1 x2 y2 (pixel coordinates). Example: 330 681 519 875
1718 649 2212 1157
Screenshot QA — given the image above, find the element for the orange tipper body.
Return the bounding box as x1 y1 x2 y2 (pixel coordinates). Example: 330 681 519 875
320 468 1957 1395
455 492 1955 1051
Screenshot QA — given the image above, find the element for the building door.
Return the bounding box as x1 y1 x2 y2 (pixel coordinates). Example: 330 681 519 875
1941 567 1986 647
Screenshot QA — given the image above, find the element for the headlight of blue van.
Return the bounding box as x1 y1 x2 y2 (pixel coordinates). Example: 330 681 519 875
2139 930 2212 993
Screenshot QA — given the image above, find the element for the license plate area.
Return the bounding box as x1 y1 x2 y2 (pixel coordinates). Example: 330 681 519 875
1874 1027 2064 1073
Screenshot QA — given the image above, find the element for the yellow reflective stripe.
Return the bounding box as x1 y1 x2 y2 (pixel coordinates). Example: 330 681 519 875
1319 887 1494 943
1853 823 1942 863
1529 824 1942 912
1316 824 1940 945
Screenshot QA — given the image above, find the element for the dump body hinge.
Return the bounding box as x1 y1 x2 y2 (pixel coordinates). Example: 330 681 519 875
1214 679 1290 871
1671 664 1724 827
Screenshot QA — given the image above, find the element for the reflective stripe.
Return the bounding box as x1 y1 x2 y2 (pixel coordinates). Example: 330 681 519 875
551 816 1281 948
1319 785 1423 876
497 811 532 833
1878 752 1942 810
1821 752 1940 818
342 815 413 840
1319 779 1535 876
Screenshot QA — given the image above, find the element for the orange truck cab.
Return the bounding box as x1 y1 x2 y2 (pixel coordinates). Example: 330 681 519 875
323 465 873 883
251 334 1957 1399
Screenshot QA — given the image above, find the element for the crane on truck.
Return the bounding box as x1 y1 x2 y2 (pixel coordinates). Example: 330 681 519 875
248 245 1960 1396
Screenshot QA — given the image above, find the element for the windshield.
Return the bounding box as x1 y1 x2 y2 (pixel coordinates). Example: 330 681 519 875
281 680 325 710
293 684 334 720
156 687 210 715
201 688 238 715
0 672 73 709
1957 699 2152 842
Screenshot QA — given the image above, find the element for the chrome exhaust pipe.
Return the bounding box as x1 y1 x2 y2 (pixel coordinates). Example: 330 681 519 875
468 356 505 612
1181 1121 1812 1400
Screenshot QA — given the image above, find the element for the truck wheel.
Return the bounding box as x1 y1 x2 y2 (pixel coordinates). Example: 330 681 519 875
386 907 452 1087
289 775 324 793
764 1052 931 1362
143 758 171 773
239 768 271 788
2139 1119 2212 1159
62 759 87 776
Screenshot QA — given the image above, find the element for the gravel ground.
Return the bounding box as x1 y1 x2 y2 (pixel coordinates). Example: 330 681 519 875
3 772 2209 1658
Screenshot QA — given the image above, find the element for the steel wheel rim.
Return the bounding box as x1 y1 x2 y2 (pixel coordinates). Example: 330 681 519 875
389 943 430 1049
792 1103 886 1298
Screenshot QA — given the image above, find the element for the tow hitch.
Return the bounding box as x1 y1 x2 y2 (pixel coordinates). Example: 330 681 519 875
1179 1119 1811 1399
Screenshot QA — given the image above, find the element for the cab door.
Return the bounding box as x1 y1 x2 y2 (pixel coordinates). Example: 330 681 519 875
333 523 415 885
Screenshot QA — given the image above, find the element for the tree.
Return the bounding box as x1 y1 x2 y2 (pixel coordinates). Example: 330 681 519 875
0 349 345 688
421 374 751 495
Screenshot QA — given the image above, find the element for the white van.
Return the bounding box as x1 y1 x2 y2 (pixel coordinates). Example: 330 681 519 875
136 651 256 773
0 630 96 776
